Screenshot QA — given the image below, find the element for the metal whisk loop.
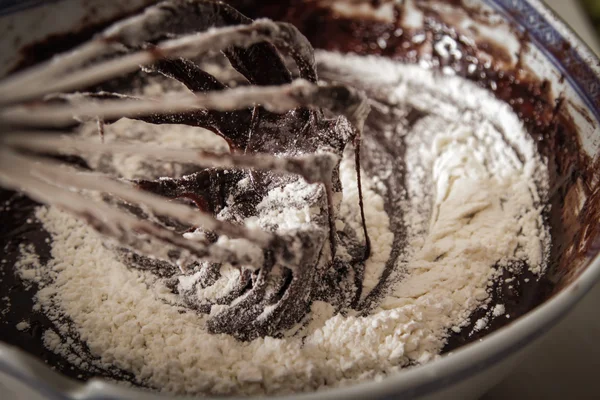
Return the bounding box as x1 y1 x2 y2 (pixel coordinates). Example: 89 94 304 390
0 0 371 340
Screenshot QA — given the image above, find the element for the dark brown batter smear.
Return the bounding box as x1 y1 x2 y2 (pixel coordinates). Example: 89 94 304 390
225 0 600 347
355 102 410 312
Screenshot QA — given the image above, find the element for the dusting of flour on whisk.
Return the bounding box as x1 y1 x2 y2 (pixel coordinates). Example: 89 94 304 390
18 52 549 396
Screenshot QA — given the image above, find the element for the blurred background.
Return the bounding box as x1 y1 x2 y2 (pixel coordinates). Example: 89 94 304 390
580 0 600 36
549 0 600 51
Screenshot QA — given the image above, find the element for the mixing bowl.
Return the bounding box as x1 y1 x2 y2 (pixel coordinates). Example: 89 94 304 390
0 0 599 399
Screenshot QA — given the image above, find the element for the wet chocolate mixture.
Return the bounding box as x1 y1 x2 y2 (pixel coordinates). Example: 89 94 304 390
1 0 600 385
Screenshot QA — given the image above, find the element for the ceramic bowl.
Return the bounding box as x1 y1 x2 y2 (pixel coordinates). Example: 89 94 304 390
0 1 599 399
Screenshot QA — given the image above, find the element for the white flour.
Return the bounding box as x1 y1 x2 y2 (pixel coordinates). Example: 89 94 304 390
18 53 549 396
79 117 229 180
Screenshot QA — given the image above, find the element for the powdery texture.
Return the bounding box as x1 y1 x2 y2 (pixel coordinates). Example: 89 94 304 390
18 53 550 396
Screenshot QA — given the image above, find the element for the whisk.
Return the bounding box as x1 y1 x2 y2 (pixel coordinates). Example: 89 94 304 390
0 0 371 339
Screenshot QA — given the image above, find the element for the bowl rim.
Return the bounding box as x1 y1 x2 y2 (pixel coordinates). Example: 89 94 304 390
1 0 600 399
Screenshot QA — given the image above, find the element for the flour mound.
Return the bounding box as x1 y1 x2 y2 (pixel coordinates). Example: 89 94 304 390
18 53 549 396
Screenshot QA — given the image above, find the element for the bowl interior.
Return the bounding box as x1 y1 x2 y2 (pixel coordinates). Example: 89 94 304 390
0 0 599 399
